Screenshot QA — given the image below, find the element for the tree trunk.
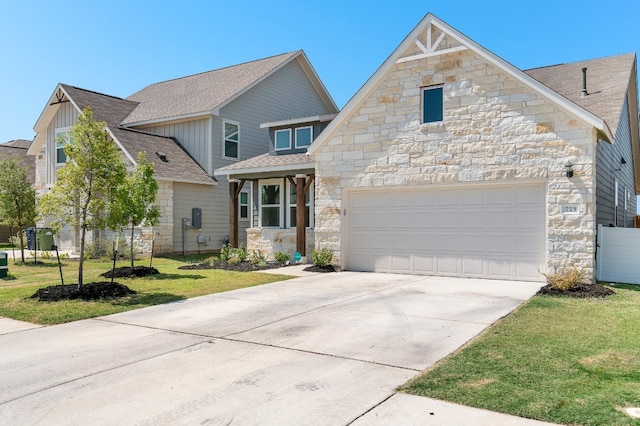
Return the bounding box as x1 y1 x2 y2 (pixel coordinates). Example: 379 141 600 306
78 226 86 290
130 222 135 270
18 227 25 263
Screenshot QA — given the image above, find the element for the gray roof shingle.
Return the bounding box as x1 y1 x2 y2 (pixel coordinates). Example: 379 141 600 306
60 85 213 184
122 51 300 126
0 141 35 183
524 53 636 138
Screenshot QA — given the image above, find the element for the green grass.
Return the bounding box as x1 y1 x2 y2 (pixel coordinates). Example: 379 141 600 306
0 255 292 325
402 285 640 426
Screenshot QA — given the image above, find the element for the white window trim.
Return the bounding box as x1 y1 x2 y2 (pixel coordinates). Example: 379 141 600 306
294 126 314 149
239 183 252 222
275 129 292 151
286 179 314 228
259 178 284 228
222 120 240 160
421 85 444 124
54 126 71 166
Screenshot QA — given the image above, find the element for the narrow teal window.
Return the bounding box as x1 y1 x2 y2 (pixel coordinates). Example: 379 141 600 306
422 86 443 123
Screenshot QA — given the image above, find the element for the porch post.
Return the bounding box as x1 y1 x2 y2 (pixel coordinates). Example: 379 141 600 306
229 179 239 248
295 175 306 256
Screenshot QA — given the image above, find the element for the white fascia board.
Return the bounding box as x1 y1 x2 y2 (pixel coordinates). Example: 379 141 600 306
309 13 613 154
156 176 217 186
212 51 305 116
214 162 316 177
295 51 339 113
260 113 338 129
121 112 215 129
29 84 82 155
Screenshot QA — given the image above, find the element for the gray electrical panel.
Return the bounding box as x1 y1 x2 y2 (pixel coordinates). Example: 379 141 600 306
192 208 202 229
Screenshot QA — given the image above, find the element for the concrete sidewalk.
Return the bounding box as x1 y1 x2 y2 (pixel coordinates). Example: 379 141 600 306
0 272 555 425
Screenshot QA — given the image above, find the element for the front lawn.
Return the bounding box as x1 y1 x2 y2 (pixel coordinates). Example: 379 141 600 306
0 255 292 325
402 284 640 425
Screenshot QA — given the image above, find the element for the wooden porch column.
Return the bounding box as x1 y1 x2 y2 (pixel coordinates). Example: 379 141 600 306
228 179 245 248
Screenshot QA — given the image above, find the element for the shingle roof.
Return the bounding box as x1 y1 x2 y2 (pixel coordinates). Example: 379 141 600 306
122 51 300 126
60 85 213 184
524 53 636 138
0 142 35 183
215 153 315 177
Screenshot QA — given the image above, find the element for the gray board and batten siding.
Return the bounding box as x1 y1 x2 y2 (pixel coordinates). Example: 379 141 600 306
596 95 636 228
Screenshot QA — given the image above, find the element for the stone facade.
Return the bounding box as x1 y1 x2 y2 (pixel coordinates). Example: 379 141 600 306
315 46 598 280
247 228 315 262
153 180 174 254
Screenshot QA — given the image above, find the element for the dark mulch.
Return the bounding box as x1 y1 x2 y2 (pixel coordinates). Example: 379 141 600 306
178 260 289 272
537 283 615 298
31 282 136 302
101 266 159 278
303 265 336 273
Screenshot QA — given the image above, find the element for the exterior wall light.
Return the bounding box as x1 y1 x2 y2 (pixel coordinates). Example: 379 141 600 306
565 162 574 178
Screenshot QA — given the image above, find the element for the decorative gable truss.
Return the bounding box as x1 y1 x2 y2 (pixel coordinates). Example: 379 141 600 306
396 20 467 63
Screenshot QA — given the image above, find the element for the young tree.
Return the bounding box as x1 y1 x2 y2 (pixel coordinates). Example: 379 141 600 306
0 156 37 263
110 151 160 270
39 107 127 289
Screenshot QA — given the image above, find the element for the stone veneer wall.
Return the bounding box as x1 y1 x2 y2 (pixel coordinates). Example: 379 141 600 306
314 49 598 280
153 180 174 254
246 228 315 261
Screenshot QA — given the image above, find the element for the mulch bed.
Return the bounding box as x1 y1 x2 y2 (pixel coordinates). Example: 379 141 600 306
178 260 289 272
303 265 336 273
31 282 136 302
101 266 159 278
537 283 615 298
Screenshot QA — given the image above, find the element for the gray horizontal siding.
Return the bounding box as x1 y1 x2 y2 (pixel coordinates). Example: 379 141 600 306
596 94 636 228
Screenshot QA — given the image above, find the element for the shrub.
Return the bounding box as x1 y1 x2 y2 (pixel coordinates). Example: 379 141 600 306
250 250 267 266
233 245 248 262
542 265 586 291
274 250 291 264
219 243 231 262
312 247 333 268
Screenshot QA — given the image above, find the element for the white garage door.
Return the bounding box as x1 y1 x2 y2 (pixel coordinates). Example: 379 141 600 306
346 184 546 282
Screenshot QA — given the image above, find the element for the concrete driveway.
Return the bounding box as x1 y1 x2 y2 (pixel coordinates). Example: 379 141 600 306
0 272 549 425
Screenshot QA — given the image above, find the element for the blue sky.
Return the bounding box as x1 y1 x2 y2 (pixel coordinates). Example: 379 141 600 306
1 0 639 143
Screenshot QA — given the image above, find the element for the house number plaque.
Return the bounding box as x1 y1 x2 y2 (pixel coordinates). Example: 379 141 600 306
561 204 579 215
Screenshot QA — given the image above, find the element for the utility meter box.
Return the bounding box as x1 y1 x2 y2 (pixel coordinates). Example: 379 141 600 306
192 208 202 229
0 251 7 278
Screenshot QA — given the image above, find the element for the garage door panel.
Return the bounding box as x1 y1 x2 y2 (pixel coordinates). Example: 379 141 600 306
347 185 546 282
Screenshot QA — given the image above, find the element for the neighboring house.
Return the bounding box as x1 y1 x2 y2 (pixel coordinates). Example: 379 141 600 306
215 113 336 259
243 13 637 283
0 140 35 243
28 51 338 254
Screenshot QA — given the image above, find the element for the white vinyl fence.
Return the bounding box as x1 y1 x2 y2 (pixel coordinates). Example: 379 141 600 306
596 224 640 284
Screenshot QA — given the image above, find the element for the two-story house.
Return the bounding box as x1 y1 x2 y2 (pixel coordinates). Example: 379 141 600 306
28 51 338 254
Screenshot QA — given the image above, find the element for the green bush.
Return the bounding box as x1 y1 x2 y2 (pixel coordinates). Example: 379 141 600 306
219 244 231 261
542 265 586 291
250 250 267 266
274 250 291 264
312 247 333 268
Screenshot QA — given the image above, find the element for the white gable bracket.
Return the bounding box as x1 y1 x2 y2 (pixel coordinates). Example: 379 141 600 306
397 21 468 64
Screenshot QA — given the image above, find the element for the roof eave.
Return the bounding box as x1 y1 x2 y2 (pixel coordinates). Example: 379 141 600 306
121 111 215 129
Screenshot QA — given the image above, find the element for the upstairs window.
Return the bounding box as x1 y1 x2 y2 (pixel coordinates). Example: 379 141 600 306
422 86 443 123
55 127 71 164
275 129 291 151
224 121 239 159
295 126 313 149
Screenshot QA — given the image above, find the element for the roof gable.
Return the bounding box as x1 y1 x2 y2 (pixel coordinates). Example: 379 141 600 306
309 13 614 154
121 51 336 126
